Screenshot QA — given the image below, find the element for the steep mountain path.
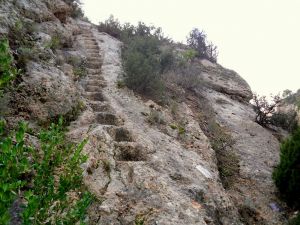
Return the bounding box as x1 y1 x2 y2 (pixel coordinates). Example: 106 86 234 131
67 22 243 224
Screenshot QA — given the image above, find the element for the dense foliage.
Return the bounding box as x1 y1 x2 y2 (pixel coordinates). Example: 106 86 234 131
98 16 219 103
0 118 93 224
252 94 281 127
187 28 218 62
0 38 19 96
273 128 300 209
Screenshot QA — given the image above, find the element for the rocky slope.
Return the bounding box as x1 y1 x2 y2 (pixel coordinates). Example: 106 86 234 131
0 1 285 224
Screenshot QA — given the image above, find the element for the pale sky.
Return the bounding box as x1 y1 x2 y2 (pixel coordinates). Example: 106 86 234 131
82 0 300 96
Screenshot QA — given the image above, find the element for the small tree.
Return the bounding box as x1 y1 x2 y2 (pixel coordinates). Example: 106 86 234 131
98 15 123 39
252 94 281 127
186 28 218 62
273 128 300 209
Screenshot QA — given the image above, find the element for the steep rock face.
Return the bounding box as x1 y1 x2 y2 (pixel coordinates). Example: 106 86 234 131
68 23 242 224
0 1 285 224
199 62 283 224
67 23 284 224
200 59 252 102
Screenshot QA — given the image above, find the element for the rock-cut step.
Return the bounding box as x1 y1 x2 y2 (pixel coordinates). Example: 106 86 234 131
86 68 102 75
95 112 121 125
89 101 110 112
87 62 102 69
85 84 106 92
85 79 107 87
84 91 106 101
114 142 147 161
87 53 100 58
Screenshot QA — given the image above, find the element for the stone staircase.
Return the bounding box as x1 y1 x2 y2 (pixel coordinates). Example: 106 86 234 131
69 24 148 197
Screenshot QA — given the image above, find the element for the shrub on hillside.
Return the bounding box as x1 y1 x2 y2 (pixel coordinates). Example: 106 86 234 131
273 128 300 209
270 110 298 132
123 36 165 98
0 118 93 224
0 38 20 96
187 28 218 62
252 94 281 127
98 15 123 39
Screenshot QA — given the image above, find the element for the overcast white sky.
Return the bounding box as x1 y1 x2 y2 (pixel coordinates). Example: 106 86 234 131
82 0 300 96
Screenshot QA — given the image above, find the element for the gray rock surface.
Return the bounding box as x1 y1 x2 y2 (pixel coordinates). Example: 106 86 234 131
0 0 285 223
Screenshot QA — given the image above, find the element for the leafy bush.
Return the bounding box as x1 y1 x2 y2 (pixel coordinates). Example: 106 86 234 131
270 110 298 132
0 121 31 224
288 214 300 225
98 15 123 39
273 128 300 209
252 94 281 127
187 28 218 62
98 16 170 43
0 38 20 96
123 36 165 98
0 118 93 224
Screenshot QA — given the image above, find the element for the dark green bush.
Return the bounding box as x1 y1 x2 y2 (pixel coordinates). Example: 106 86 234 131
273 128 300 209
0 38 20 96
187 28 218 62
98 15 123 39
0 118 93 224
0 121 31 224
123 36 165 98
288 214 300 225
270 110 298 132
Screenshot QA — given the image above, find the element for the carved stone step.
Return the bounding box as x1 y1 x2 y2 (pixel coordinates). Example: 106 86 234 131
89 101 110 112
85 84 106 92
84 92 105 101
95 112 121 125
114 142 147 161
87 68 101 74
87 53 100 57
87 57 102 62
87 62 102 68
108 127 133 142
85 80 106 86
83 40 97 44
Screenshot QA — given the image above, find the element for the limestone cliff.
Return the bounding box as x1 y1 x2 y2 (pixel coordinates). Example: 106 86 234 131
0 1 285 224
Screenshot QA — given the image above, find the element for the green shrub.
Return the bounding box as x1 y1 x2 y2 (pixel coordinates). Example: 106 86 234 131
0 118 93 224
187 28 218 62
98 15 123 39
270 110 298 132
288 214 300 225
123 36 165 98
273 128 300 209
288 213 300 225
0 121 31 224
160 47 175 73
181 49 198 63
0 38 20 96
